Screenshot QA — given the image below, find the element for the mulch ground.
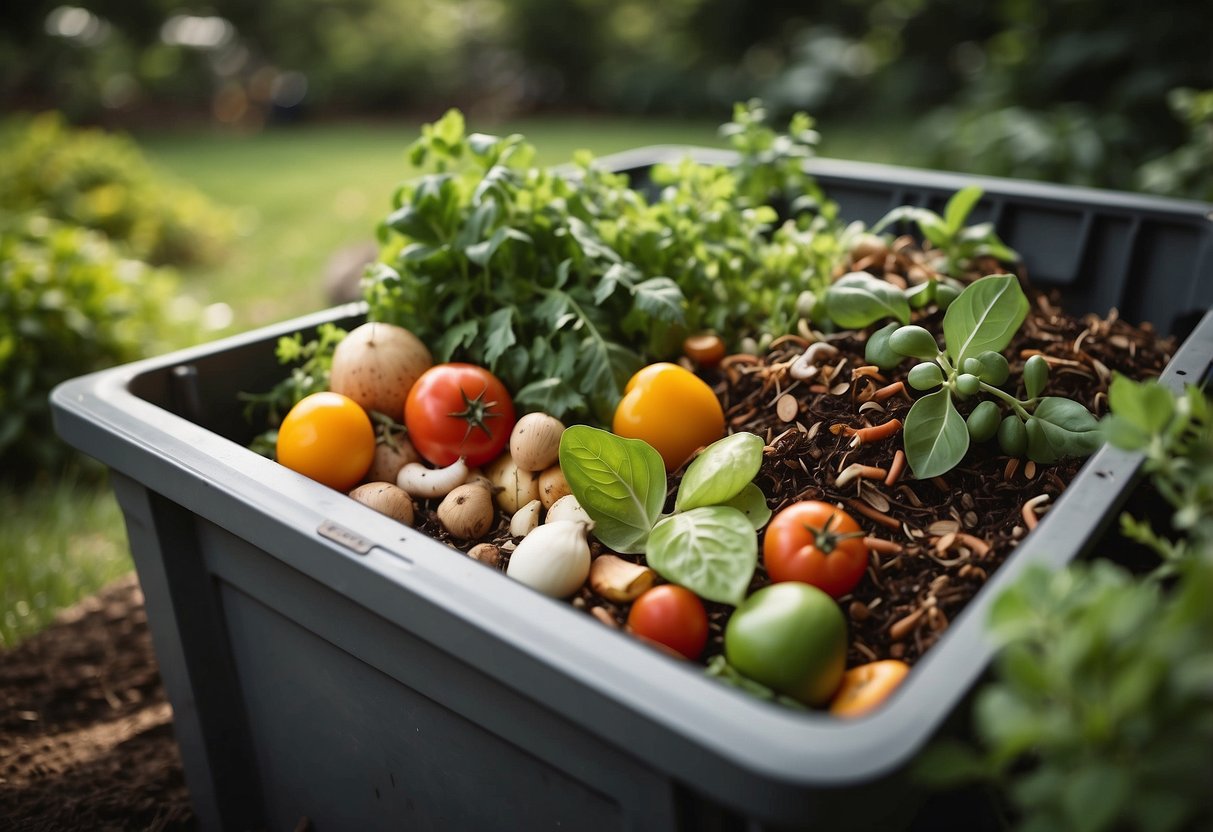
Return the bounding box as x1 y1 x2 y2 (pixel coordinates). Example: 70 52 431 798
0 575 195 832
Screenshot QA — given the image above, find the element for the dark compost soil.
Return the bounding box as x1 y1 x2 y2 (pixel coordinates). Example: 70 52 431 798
0 576 195 832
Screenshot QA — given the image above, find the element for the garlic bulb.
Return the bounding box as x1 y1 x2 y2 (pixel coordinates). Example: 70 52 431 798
506 521 592 598
545 494 591 525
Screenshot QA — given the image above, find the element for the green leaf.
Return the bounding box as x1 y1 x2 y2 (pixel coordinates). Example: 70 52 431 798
434 319 478 362
631 277 686 324
823 272 911 329
943 274 1029 364
481 306 517 367
647 506 757 606
904 389 969 479
513 377 586 419
1107 374 1175 436
1025 397 1102 464
944 186 983 234
558 426 666 554
675 432 764 511
720 482 772 530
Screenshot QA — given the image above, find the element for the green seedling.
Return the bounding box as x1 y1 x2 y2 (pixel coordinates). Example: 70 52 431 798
887 274 1101 478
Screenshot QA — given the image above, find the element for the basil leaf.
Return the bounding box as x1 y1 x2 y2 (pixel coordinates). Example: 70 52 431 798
675 432 764 511
824 272 911 329
1025 398 1102 464
558 426 665 554
904 388 970 479
647 506 757 606
943 274 1029 364
721 482 773 530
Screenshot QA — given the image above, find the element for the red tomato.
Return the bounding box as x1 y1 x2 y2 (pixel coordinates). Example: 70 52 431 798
763 501 870 598
404 363 516 467
627 585 709 660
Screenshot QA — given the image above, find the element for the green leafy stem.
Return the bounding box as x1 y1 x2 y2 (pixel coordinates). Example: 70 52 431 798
558 427 771 605
817 186 1020 332
871 274 1101 479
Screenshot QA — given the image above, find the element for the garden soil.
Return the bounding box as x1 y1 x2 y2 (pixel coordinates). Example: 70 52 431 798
0 575 195 832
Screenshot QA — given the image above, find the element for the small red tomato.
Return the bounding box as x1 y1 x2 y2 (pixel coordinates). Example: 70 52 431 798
404 363 516 467
627 585 709 660
763 501 870 598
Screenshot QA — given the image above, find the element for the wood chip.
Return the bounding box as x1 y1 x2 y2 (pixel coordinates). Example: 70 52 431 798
775 393 798 423
860 488 891 514
927 519 960 537
590 606 618 628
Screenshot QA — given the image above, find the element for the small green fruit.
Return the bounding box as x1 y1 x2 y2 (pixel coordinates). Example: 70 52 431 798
967 401 1001 442
1024 355 1049 399
889 325 941 360
956 373 981 396
908 361 945 391
998 414 1028 457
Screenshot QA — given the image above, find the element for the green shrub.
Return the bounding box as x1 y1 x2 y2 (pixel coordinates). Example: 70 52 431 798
1138 89 1213 202
0 215 190 479
0 112 233 266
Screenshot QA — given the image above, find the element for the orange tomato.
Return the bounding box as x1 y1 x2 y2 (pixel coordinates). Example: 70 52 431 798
828 659 910 718
276 391 376 491
612 363 725 471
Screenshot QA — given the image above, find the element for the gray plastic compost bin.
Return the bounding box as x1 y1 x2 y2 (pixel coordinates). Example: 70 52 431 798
52 148 1213 832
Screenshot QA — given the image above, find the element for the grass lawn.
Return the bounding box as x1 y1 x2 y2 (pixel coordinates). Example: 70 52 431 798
4 114 906 648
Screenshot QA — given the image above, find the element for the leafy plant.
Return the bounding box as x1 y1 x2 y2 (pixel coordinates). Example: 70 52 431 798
887 274 1100 478
918 559 1213 832
559 427 767 605
873 185 1018 279
1103 374 1213 571
360 106 850 423
0 215 187 479
917 378 1213 832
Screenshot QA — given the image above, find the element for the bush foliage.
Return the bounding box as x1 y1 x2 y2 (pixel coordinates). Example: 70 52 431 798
0 112 233 266
0 215 188 479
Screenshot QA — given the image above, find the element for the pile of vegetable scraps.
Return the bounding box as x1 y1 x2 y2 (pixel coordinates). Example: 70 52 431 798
247 103 1174 717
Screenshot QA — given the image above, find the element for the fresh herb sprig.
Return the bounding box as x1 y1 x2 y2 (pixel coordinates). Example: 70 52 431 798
872 274 1100 478
366 106 854 423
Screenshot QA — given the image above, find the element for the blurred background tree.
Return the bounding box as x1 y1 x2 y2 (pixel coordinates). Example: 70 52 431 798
2 0 1208 195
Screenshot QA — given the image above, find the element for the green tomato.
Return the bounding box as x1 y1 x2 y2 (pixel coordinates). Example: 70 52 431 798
724 582 847 706
888 325 941 360
908 361 944 391
967 400 1001 442
998 414 1028 457
956 373 981 396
